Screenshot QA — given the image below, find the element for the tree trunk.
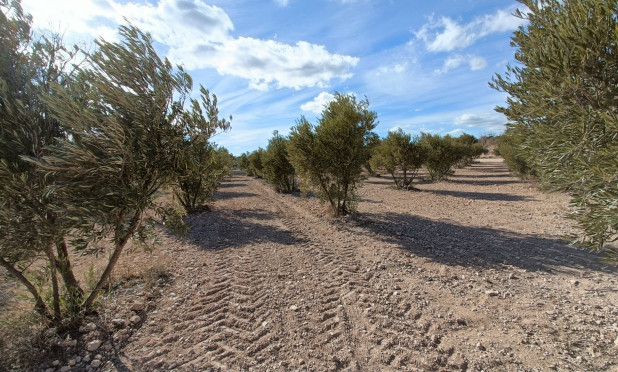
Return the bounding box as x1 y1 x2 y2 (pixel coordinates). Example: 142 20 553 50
0 258 50 320
390 170 400 189
83 210 142 310
55 238 84 313
45 241 62 320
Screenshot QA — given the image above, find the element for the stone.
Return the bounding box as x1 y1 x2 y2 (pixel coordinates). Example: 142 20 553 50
68 358 76 366
485 290 499 297
66 339 77 347
130 302 146 312
289 305 299 311
476 342 486 351
52 360 61 366
614 336 618 347
44 369 54 372
60 366 71 372
130 315 142 324
83 322 97 332
83 355 91 363
86 340 102 352
111 319 126 327
91 359 102 368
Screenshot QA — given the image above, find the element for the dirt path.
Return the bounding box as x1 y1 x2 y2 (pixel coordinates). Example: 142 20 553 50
20 159 616 372
96 159 616 372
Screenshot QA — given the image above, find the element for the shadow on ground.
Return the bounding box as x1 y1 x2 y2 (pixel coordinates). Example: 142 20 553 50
214 190 259 200
180 207 304 251
352 211 614 274
446 179 522 186
425 189 530 202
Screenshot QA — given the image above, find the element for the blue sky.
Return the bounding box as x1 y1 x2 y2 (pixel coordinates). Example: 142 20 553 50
22 0 527 155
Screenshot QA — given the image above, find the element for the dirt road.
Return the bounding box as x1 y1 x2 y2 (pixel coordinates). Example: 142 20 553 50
50 159 618 371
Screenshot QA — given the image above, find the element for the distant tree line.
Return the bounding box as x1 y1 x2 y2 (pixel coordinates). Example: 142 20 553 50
239 93 488 216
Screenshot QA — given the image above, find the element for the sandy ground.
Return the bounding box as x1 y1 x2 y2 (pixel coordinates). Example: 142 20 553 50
6 158 618 371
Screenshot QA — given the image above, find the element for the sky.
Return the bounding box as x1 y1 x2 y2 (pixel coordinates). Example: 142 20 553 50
22 0 528 155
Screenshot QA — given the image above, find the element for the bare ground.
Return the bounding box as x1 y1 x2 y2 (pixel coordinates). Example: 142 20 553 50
5 158 618 371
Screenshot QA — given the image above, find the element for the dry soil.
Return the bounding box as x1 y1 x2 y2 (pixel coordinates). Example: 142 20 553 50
9 158 618 371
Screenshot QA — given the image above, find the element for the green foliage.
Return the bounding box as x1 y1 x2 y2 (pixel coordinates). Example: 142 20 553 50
238 152 251 174
490 0 617 264
495 132 535 178
247 148 265 178
370 129 425 190
453 134 489 168
0 0 84 321
175 144 233 212
174 87 231 212
288 93 377 217
263 131 296 192
0 0 232 324
419 133 462 182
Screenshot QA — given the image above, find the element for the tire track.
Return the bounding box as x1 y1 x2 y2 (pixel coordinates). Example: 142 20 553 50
123 172 456 371
248 178 436 371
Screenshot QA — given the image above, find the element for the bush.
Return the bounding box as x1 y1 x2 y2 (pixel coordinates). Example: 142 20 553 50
175 144 233 212
419 133 462 182
370 129 425 190
495 132 535 178
263 131 296 192
454 134 489 168
247 148 265 178
288 93 377 217
238 152 251 175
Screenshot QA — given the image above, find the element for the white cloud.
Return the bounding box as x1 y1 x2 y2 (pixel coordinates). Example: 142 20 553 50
469 56 488 71
376 63 407 76
446 128 466 137
22 0 359 91
415 5 527 52
274 0 290 6
435 54 487 74
300 92 335 114
176 38 359 90
454 112 506 132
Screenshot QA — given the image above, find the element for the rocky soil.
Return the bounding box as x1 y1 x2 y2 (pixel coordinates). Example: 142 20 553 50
5 158 618 371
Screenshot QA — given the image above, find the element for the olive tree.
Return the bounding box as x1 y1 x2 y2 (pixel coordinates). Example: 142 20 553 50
174 88 231 212
490 0 617 264
419 133 463 182
288 93 377 217
0 9 230 322
370 129 425 190
0 0 84 320
247 148 265 178
262 131 296 192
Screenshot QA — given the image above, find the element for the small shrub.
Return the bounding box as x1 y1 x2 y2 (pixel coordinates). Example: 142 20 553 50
370 129 425 190
288 93 377 217
263 131 297 192
420 133 462 182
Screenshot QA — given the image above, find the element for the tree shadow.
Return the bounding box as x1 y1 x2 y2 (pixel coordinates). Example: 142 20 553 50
217 182 248 189
425 189 530 202
214 191 259 200
446 179 521 186
181 208 305 251
452 173 516 179
353 212 614 274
